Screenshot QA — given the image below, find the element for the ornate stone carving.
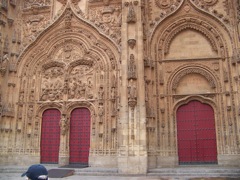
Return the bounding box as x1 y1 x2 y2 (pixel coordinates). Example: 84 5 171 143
2 103 14 118
57 0 67 5
192 0 218 6
88 3 122 44
223 67 228 82
60 115 69 135
65 7 73 29
68 66 94 100
128 54 137 80
128 82 137 107
51 42 84 64
22 13 50 47
40 66 64 101
155 0 174 9
10 0 16 6
127 2 136 23
98 103 104 123
0 54 9 76
27 105 34 124
23 0 51 9
3 36 9 54
98 86 104 100
191 0 229 24
162 20 218 55
128 39 136 49
1 0 8 10
172 67 216 90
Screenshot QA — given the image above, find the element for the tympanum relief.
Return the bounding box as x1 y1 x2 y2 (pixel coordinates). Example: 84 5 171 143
40 44 98 101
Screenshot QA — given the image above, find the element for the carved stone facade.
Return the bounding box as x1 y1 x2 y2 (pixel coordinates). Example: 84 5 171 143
0 0 240 175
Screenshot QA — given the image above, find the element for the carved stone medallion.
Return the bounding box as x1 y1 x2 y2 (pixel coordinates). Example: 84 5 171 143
201 0 218 6
155 0 174 9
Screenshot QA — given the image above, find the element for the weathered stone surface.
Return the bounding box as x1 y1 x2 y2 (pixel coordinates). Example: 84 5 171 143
0 0 239 175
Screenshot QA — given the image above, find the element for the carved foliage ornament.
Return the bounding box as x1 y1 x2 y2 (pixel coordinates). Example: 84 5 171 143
23 0 51 8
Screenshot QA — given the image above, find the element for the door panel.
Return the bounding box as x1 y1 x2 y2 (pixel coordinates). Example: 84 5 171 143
41 109 61 163
177 100 217 164
70 108 90 164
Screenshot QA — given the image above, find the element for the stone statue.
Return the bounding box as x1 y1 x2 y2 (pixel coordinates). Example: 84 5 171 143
60 116 69 135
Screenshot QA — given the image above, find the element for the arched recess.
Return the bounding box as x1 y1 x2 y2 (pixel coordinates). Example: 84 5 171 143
41 108 61 163
66 101 95 165
15 4 120 160
146 1 232 167
174 97 218 164
69 107 91 164
150 1 233 59
167 64 220 94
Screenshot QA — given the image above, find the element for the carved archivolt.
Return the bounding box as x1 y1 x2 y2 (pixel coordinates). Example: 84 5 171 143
163 22 218 54
168 64 218 93
173 95 217 115
35 102 62 118
156 17 224 57
192 0 218 6
66 101 96 118
42 61 65 71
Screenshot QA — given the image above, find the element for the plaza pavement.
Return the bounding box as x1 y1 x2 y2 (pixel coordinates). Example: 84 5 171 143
0 173 239 180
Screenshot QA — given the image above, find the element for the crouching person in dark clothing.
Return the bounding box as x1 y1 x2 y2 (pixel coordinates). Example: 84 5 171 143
21 164 48 180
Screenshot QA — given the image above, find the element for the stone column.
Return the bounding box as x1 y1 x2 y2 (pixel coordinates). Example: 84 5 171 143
58 114 69 166
118 0 147 174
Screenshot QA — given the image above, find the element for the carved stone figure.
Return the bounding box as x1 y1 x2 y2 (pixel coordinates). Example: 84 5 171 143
78 81 86 98
98 104 104 123
0 54 9 75
60 116 69 135
128 54 137 80
86 80 94 99
128 84 137 100
27 105 34 124
98 86 104 100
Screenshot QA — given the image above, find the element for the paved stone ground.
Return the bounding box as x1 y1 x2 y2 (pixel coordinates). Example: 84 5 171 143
0 173 239 180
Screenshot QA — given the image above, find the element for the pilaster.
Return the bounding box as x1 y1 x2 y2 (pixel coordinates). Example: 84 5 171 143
118 0 147 174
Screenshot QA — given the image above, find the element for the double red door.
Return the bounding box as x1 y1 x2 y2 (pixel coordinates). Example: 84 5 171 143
177 100 217 164
70 108 90 164
41 109 61 163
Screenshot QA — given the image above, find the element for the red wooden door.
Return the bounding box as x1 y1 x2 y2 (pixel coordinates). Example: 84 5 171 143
70 108 90 164
177 100 217 164
41 109 60 163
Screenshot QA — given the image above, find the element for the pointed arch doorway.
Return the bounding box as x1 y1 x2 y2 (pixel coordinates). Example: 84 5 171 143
69 108 91 165
177 100 217 164
41 109 61 163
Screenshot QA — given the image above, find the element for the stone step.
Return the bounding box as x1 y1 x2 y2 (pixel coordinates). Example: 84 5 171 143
74 167 118 175
1 165 240 179
147 167 240 178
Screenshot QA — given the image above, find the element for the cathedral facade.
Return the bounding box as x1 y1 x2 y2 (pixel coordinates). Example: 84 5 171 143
0 0 240 174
